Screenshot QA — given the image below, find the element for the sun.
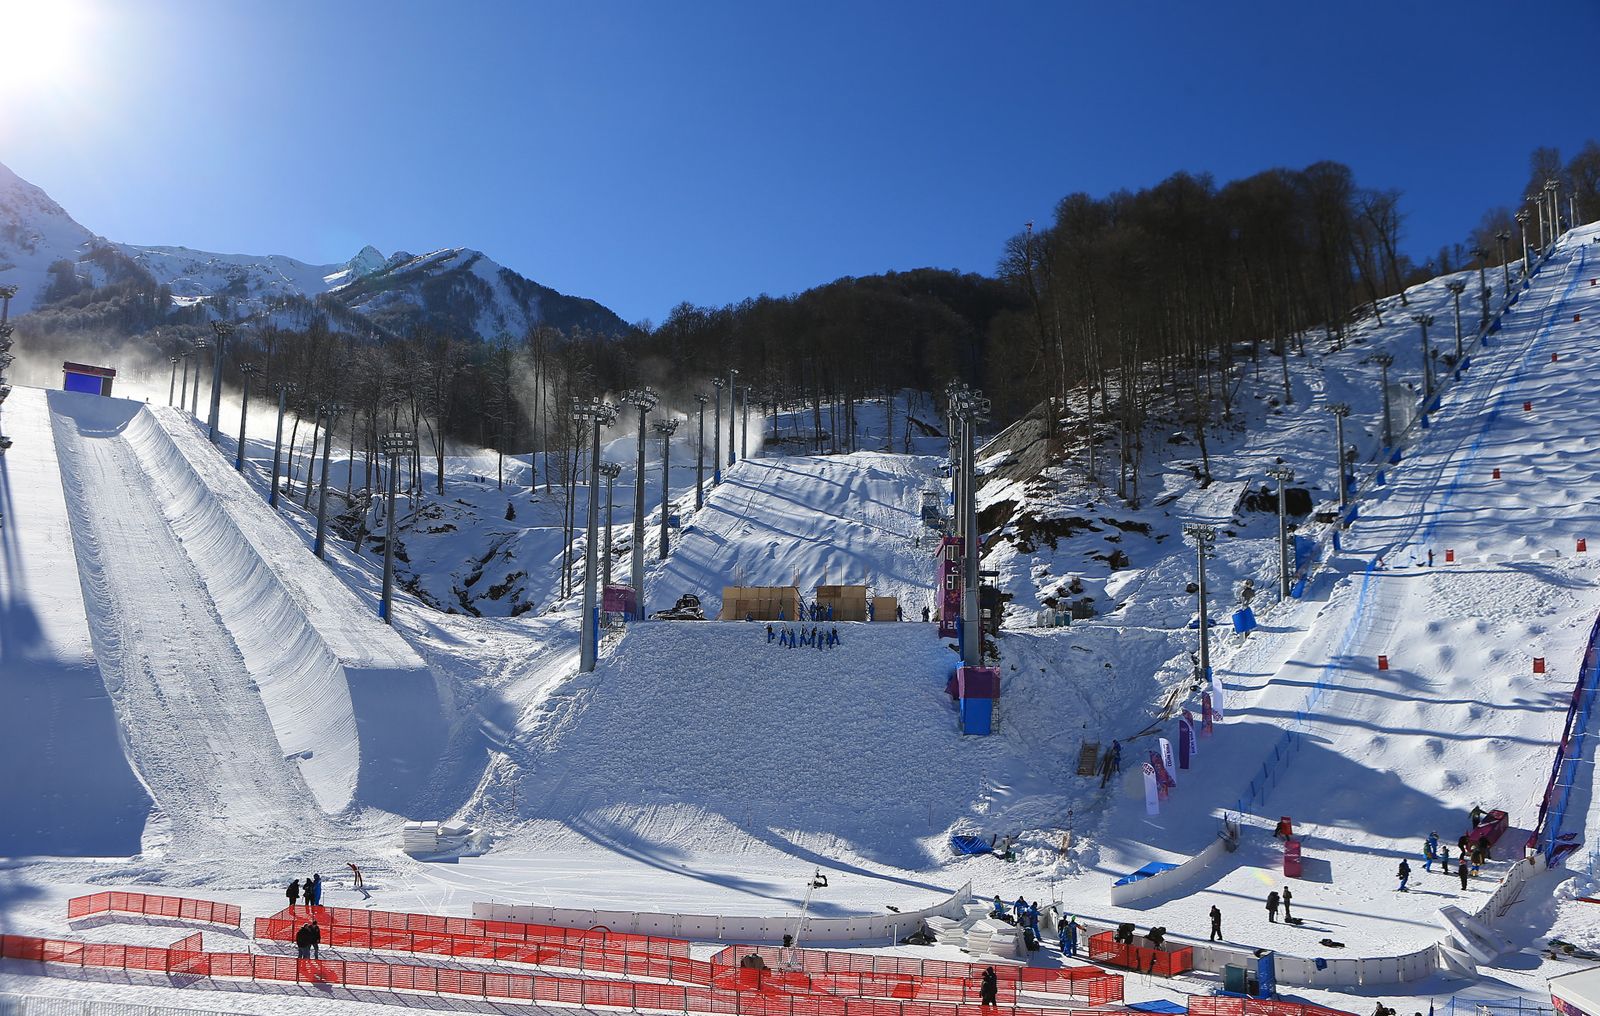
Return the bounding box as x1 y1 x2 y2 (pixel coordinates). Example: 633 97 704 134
0 0 91 91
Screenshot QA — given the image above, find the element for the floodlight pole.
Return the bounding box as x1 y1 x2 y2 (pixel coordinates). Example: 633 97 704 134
0 285 13 458
236 363 259 470
1329 403 1351 516
574 398 616 672
727 368 739 467
625 387 658 619
380 431 417 623
207 321 231 443
168 356 179 406
269 382 295 508
1445 281 1466 362
1516 209 1531 278
954 387 989 668
711 378 724 485
190 341 207 418
740 387 749 460
1267 465 1295 601
1495 230 1512 300
1471 248 1490 330
1372 353 1395 450
694 393 708 510
599 461 621 590
1548 179 1562 237
179 351 191 410
314 404 342 559
1185 524 1217 680
1411 313 1435 401
655 417 679 559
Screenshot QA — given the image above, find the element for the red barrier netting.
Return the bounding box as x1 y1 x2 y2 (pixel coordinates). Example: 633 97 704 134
1086 932 1193 977
2 930 1104 1016
257 903 689 957
66 891 242 929
710 945 1122 1005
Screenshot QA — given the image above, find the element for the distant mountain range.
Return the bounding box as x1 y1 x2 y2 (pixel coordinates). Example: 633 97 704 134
0 161 629 339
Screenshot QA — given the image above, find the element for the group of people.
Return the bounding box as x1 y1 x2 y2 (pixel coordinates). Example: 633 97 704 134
294 918 323 959
286 874 323 909
768 625 842 649
1410 828 1489 891
1264 887 1294 924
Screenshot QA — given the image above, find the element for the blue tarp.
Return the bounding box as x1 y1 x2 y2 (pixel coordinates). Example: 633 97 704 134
1128 1002 1187 1014
1232 608 1256 634
949 835 992 856
1111 861 1178 887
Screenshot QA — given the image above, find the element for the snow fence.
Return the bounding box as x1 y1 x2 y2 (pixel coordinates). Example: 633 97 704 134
49 391 445 815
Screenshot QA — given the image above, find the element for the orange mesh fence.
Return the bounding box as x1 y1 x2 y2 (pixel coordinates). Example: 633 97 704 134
66 891 242 929
259 903 688 957
1190 998 1356 1016
1085 931 1193 977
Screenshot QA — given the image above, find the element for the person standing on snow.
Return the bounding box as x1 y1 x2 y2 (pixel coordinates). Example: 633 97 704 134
1397 859 1411 892
1061 914 1078 957
1423 832 1439 873
1266 891 1280 923
1209 905 1223 942
309 874 322 907
309 918 322 958
1459 857 1471 890
295 920 314 959
287 879 301 911
979 966 998 1007
1281 887 1293 921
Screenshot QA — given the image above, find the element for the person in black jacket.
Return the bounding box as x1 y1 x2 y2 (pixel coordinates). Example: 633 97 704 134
1266 890 1280 922
1209 905 1223 942
295 921 314 959
286 879 301 911
979 967 998 1007
309 919 322 958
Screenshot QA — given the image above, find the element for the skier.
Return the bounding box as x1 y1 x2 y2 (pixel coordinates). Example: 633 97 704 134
1397 858 1411 892
979 966 998 1007
1282 886 1293 922
1209 905 1223 942
1266 890 1280 923
347 862 364 890
309 873 322 907
287 878 301 911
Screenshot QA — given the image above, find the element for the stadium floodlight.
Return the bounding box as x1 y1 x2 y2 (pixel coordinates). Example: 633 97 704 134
1266 464 1296 602
179 347 192 410
1410 313 1436 401
1444 280 1467 362
623 387 658 620
1547 179 1562 237
726 368 739 468
1515 209 1531 277
574 397 618 671
951 386 990 667
236 363 260 471
189 339 208 418
1184 524 1218 681
693 393 709 510
168 355 179 406
0 285 12 457
710 377 725 486
739 386 749 460
1470 248 1491 330
269 381 297 508
1328 403 1352 516
313 403 343 560
379 430 419 624
1370 352 1395 450
598 460 622 589
654 417 679 560
207 321 232 443
1495 230 1512 300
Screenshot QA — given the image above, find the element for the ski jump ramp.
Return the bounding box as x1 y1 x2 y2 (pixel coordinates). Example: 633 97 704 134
4 388 446 852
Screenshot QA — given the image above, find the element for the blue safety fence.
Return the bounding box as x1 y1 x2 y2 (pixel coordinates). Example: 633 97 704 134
1531 609 1600 864
1445 997 1553 1016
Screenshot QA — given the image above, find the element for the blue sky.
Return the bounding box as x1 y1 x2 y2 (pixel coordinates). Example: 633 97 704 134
4 0 1597 325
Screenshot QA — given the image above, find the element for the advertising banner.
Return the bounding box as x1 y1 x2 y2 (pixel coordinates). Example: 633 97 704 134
1143 763 1159 815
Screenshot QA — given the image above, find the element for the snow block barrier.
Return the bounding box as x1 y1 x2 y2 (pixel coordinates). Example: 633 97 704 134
48 392 446 815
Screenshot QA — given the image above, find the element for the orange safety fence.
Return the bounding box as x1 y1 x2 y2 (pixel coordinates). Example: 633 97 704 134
1086 932 1192 977
254 913 718 984
1 930 1104 1016
711 945 1122 1006
259 904 689 957
66 891 242 929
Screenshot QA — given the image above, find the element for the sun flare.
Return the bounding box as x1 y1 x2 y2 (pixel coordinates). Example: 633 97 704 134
1 0 91 91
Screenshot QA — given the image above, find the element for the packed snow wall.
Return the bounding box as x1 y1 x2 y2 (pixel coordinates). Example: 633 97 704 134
0 387 151 856
47 390 447 817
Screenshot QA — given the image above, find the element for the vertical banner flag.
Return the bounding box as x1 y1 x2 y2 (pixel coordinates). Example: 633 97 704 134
1209 669 1227 721
1149 750 1174 798
1159 737 1177 785
1201 692 1215 735
1180 711 1197 768
1142 762 1159 815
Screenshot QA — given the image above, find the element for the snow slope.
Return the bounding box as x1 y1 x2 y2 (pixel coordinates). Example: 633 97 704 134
0 162 98 315
0 386 150 856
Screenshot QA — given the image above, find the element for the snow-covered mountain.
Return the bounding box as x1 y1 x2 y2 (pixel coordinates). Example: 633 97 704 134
0 161 628 338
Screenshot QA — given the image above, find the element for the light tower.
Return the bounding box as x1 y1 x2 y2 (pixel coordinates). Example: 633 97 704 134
1445 280 1467 362
0 285 15 457
1266 464 1295 602
1495 230 1512 300
168 355 180 406
624 387 658 619
235 363 260 470
598 460 622 589
189 340 208 418
711 377 725 485
654 417 679 559
693 392 709 510
379 430 418 624
1328 403 1352 516
179 346 192 410
1470 248 1490 330
207 321 231 443
573 397 618 672
313 403 343 559
1547 178 1562 237
1371 352 1395 450
726 368 739 467
1516 209 1531 277
1184 524 1217 681
1411 313 1436 402
952 386 990 668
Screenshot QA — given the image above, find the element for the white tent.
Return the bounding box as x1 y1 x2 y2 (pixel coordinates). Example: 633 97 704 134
1549 964 1600 1016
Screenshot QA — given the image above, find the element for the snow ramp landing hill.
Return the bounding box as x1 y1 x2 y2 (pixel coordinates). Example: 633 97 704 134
0 386 451 856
